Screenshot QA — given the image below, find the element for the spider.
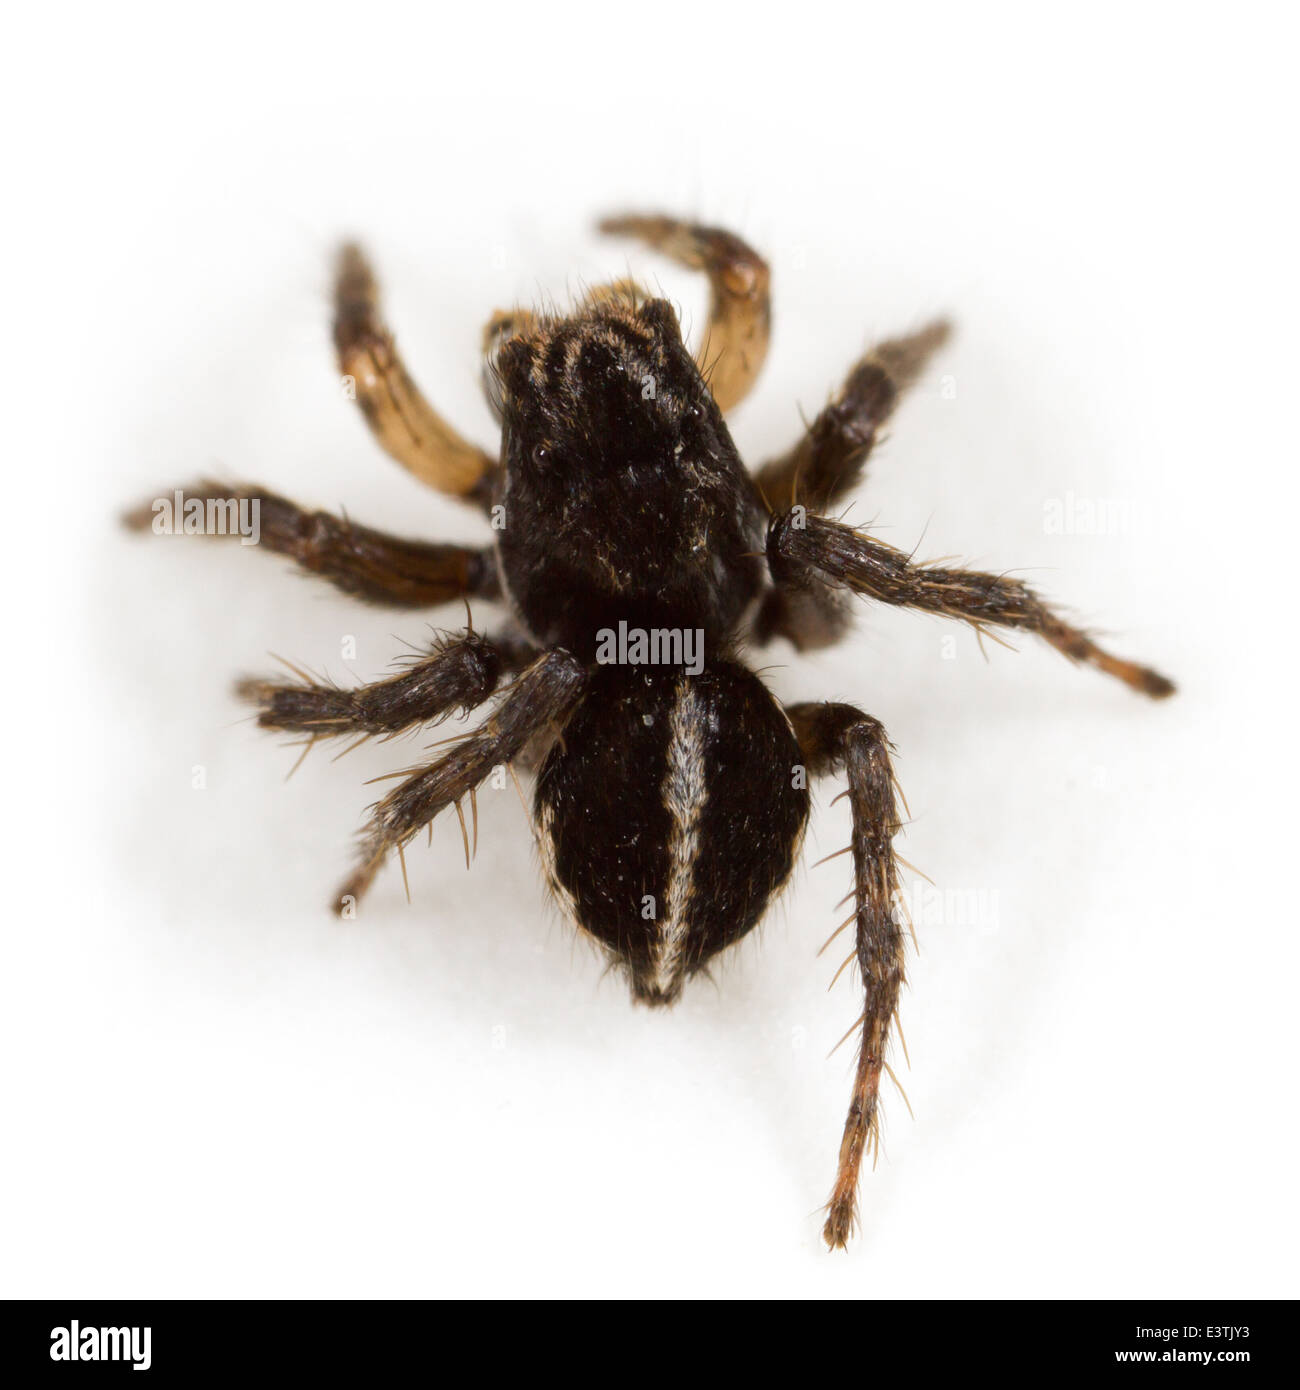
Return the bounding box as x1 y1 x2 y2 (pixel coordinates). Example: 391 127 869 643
126 213 1175 1248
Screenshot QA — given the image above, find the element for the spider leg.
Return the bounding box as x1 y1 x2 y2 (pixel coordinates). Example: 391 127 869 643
751 567 856 653
123 481 498 609
755 319 951 514
334 243 500 506
751 320 951 652
598 213 770 413
481 305 539 421
336 648 586 912
768 510 1177 698
482 307 539 353
786 702 906 1250
236 629 515 738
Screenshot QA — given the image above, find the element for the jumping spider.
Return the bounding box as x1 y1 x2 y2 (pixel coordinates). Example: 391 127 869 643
127 213 1175 1248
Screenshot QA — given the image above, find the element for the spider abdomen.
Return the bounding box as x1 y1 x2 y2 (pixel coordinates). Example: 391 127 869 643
535 662 809 1005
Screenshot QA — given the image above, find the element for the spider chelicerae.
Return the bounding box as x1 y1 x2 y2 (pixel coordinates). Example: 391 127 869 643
127 213 1175 1248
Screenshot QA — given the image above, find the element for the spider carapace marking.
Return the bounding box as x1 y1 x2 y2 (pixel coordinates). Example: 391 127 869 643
126 214 1175 1249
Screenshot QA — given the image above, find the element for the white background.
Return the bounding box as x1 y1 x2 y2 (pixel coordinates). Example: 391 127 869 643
2 3 1295 1298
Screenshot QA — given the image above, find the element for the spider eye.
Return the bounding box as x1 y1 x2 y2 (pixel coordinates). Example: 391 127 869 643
686 402 703 421
531 444 550 466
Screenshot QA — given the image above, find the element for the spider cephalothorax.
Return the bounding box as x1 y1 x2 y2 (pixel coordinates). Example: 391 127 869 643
128 213 1174 1248
491 289 765 659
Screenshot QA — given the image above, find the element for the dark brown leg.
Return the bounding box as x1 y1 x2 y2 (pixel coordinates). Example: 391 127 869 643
769 511 1177 698
336 648 586 912
335 243 499 505
123 481 497 609
481 305 541 422
787 702 906 1250
599 213 770 413
236 630 509 738
751 575 855 653
755 320 951 514
751 321 950 650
